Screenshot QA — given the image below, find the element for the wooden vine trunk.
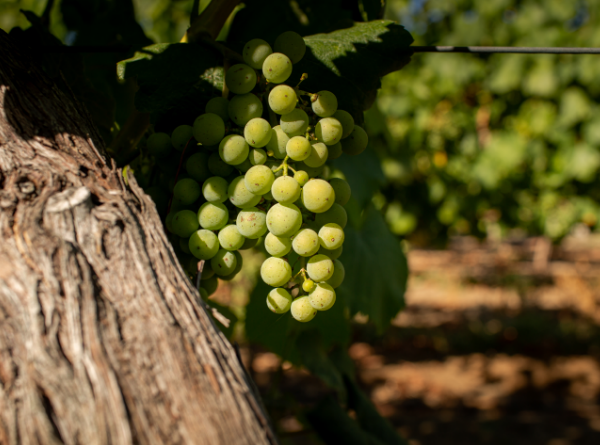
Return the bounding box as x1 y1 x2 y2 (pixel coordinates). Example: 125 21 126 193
0 30 275 445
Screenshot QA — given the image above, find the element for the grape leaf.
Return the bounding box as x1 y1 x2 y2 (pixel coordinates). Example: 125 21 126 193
332 147 385 209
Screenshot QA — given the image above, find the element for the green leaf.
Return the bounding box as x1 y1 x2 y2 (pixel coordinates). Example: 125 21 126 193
296 331 345 397
332 147 385 209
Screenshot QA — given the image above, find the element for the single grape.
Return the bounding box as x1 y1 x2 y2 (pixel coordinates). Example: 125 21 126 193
189 229 219 260
264 232 292 257
211 249 237 276
171 210 199 238
306 254 334 282
239 237 259 250
292 228 320 257
318 223 344 250
198 202 229 231
245 165 274 195
193 113 225 146
225 63 257 95
260 257 292 287
220 251 243 281
308 282 336 311
296 161 324 178
262 53 293 84
228 93 263 127
294 170 309 186
208 152 234 177
236 207 268 239
315 203 348 228
286 136 311 161
219 134 249 165
171 125 193 151
331 110 354 138
341 125 368 156
274 31 306 64
327 260 345 288
311 91 338 117
302 279 315 293
249 148 267 165
268 85 297 115
147 132 172 158
318 245 343 260
304 142 328 168
202 176 228 203
280 108 309 137
179 237 191 254
218 224 245 251
244 118 272 148
266 203 302 236
329 178 351 205
201 275 219 296
271 176 301 204
315 117 343 146
327 141 343 160
173 178 201 205
228 176 262 209
266 288 292 314
205 97 230 122
265 125 290 159
302 179 335 213
290 296 317 322
243 38 273 69
186 152 210 182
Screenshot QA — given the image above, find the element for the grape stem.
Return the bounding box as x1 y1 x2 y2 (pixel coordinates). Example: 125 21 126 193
295 73 309 89
272 155 290 176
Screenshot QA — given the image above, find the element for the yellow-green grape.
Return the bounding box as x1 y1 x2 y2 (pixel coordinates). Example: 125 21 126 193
211 249 237 276
266 203 302 236
264 232 292 257
260 257 292 287
315 117 343 146
262 53 293 84
280 108 309 137
189 229 219 260
266 288 292 313
173 178 201 205
186 152 210 182
240 237 259 250
201 275 219 296
202 176 228 203
265 125 290 159
244 118 272 148
198 202 229 231
271 175 301 204
225 63 257 95
292 228 320 257
318 223 344 250
302 279 315 293
249 148 267 165
327 260 345 288
318 245 342 260
228 176 262 209
327 141 343 160
171 210 199 238
238 158 253 173
219 134 249 165
205 97 229 122
268 85 297 115
329 178 351 206
304 142 329 168
228 93 263 127
308 282 336 311
147 132 172 158
315 203 348 228
218 224 245 251
171 125 193 151
296 161 324 178
244 164 274 195
294 170 309 186
201 261 215 280
333 110 355 138
220 251 243 281
302 179 335 213
193 113 225 146
290 296 317 322
311 91 338 117
274 31 306 64
179 237 191 254
286 136 311 161
341 125 368 156
306 254 334 282
208 152 234 177
236 207 268 239
243 38 273 69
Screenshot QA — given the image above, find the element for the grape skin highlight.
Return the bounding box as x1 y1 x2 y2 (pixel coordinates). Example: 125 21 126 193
318 223 345 250
292 228 320 257
260 257 292 287
219 134 249 165
266 203 303 237
306 254 334 282
302 179 335 213
244 164 275 195
308 283 336 311
268 85 297 115
265 126 290 159
286 136 311 161
271 176 301 204
267 288 292 313
218 224 245 251
262 53 293 84
244 118 272 148
264 232 292 257
315 117 343 146
304 142 328 168
198 202 229 231
290 296 317 322
211 249 237 276
236 207 268 239
311 91 338 117
188 229 219 260
202 176 228 203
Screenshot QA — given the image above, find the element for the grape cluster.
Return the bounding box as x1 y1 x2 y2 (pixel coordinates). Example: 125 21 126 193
145 31 367 322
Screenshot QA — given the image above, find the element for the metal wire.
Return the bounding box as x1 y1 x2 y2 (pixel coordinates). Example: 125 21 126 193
406 46 600 54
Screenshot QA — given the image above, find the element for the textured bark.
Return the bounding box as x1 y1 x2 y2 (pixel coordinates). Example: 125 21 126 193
0 30 276 445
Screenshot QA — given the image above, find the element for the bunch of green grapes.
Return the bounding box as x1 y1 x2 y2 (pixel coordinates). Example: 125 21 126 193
139 31 366 323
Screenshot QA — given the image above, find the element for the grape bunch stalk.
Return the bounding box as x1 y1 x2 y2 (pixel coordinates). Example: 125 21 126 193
145 31 368 322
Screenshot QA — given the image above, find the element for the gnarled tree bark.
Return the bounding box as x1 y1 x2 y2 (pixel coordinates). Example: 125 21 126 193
0 30 276 445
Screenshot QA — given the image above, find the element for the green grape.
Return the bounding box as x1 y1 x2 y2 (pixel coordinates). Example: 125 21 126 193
218 224 245 251
239 237 259 250
318 245 342 260
211 249 237 276
302 179 335 213
201 261 215 280
165 211 176 233
280 108 309 137
260 257 292 287
326 260 345 288
318 223 344 250
306 254 334 282
244 118 272 148
236 207 268 239
304 142 328 168
286 136 311 161
147 132 172 158
202 176 228 203
264 232 292 257
302 279 315 293
243 38 273 69
315 117 343 146
271 176 301 204
179 237 191 254
262 53 293 84
294 170 309 186
290 296 317 322
205 97 229 122
228 176 262 209
171 210 199 238
265 125 290 159
173 178 201 205
268 85 297 115
308 282 336 311
237 158 253 173
208 152 234 177
266 203 302 236
220 251 243 281
219 134 249 166
201 275 219 296
315 203 348 228
263 190 274 201
332 110 354 138
225 63 257 95
311 91 338 118
189 229 219 260
244 165 274 195
228 93 263 127
274 31 306 64
171 125 193 151
193 113 225 146
266 288 292 313
186 152 210 182
296 161 324 178
327 141 343 160
198 202 229 230
341 125 368 156
329 178 351 206
292 228 320 257
249 148 267 165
